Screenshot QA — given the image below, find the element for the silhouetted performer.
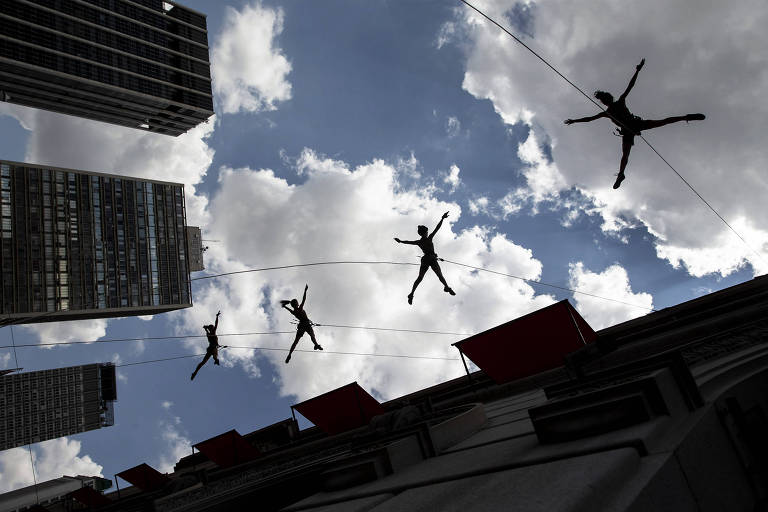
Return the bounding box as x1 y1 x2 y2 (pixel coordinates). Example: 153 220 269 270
191 310 221 381
564 58 705 189
395 211 456 305
281 284 322 364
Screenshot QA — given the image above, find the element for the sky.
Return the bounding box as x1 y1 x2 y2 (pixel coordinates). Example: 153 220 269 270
1 0 767 494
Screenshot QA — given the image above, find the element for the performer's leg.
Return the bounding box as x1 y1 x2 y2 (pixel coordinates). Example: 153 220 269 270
614 136 634 189
286 328 305 363
308 325 322 350
409 260 429 304
430 260 455 295
639 114 704 131
191 352 211 380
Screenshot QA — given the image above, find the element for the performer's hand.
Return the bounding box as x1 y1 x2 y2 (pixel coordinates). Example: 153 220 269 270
216 310 221 317
304 284 308 290
636 58 645 71
442 211 449 219
394 237 402 243
564 119 574 125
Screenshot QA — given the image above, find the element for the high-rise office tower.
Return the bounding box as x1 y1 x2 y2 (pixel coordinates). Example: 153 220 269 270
0 160 201 325
0 0 214 136
0 363 117 451
0 474 112 511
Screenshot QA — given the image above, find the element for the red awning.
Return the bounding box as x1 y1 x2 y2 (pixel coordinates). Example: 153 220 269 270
453 300 596 384
292 382 385 435
116 463 170 491
68 486 111 508
193 429 260 468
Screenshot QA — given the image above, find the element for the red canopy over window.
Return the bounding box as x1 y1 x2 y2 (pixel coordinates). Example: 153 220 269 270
193 429 260 468
116 463 170 491
453 300 596 384
292 382 384 436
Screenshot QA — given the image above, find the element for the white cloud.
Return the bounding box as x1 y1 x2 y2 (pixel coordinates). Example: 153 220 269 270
446 116 461 138
21 320 108 347
0 438 103 493
0 352 10 369
568 262 653 329
112 354 127 383
211 2 292 114
161 401 173 410
442 164 462 194
451 0 768 277
156 416 191 473
180 149 556 402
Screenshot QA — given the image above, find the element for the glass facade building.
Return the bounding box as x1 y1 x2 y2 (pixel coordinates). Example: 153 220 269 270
0 363 117 451
0 0 213 136
0 160 193 325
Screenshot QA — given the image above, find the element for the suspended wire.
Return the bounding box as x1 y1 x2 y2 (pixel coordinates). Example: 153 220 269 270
0 323 468 350
113 346 459 368
439 258 656 311
191 261 418 281
6 326 40 505
190 259 653 312
457 0 766 265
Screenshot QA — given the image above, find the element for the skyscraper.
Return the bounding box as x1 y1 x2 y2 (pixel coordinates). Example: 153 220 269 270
0 363 117 451
0 0 214 136
0 160 200 325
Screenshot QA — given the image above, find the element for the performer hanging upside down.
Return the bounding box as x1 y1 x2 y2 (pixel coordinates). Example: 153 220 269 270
564 58 705 189
281 284 322 364
395 211 456 305
191 310 221 381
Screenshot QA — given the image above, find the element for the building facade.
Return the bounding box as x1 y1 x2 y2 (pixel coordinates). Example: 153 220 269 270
0 475 111 512
0 160 197 325
0 363 117 451
0 0 214 136
90 276 768 511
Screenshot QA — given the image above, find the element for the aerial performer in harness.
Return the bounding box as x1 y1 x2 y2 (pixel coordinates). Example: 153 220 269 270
394 211 456 305
191 310 221 381
281 284 322 364
564 58 705 189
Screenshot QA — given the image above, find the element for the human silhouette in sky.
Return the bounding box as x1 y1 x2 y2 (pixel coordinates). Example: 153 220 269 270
191 310 221 381
395 211 456 305
564 58 705 189
281 284 322 364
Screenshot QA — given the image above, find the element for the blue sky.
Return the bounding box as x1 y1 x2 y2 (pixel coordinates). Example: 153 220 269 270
1 0 766 492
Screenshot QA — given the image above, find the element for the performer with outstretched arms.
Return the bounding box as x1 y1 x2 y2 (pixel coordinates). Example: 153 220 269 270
191 310 221 381
395 211 456 305
281 284 322 364
565 58 705 189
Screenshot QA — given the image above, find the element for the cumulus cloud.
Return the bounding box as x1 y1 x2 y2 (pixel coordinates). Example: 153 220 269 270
446 116 461 138
0 352 10 369
568 262 653 329
449 0 768 277
442 164 462 193
0 438 103 493
155 412 192 473
21 320 107 346
211 2 292 114
179 149 555 401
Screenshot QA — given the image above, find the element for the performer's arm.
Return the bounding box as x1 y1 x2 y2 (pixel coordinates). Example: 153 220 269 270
213 310 220 332
394 238 418 245
429 212 449 240
299 285 308 309
565 112 607 124
619 58 645 101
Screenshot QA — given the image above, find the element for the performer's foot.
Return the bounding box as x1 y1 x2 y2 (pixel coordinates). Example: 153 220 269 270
214 360 220 366
685 113 705 122
285 355 291 364
190 373 195 381
407 293 413 305
444 286 455 296
613 172 625 189
314 344 323 351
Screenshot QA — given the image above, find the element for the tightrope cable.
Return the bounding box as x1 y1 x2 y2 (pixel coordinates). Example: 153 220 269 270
191 261 417 281
457 0 766 265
